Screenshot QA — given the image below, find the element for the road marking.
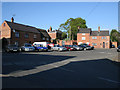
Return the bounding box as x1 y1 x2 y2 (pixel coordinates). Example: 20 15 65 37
98 77 120 84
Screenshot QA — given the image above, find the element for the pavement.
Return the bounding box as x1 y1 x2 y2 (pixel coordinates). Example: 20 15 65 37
1 48 120 88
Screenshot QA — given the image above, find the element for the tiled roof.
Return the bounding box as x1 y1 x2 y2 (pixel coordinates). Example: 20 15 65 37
5 20 40 33
78 28 91 33
49 30 62 33
91 31 109 36
37 29 50 38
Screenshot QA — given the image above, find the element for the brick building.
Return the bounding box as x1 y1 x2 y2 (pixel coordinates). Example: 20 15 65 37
47 26 63 40
0 17 50 46
77 26 110 48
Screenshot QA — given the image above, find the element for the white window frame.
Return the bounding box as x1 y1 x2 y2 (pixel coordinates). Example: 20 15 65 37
47 38 49 40
92 43 97 46
34 34 37 38
82 37 86 40
15 32 19 38
43 37 45 40
15 41 19 46
102 37 106 39
92 37 97 39
25 33 29 38
82 33 85 35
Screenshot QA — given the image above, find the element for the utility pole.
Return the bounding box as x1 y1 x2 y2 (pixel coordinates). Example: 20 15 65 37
69 26 71 40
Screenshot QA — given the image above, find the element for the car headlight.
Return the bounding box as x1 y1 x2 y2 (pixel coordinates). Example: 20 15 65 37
60 48 63 50
71 48 73 49
41 48 43 49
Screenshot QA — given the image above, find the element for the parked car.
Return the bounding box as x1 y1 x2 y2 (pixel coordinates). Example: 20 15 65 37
78 44 94 50
33 44 48 51
51 44 67 51
62 45 76 51
21 43 35 51
5 44 21 52
73 45 84 51
112 45 115 48
85 45 94 50
33 42 49 47
117 45 120 52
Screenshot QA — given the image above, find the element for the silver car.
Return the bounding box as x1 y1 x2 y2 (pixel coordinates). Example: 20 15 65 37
73 45 84 51
21 43 35 51
51 44 67 51
5 44 21 52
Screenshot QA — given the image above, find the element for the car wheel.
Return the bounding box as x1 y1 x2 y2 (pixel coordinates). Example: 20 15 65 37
84 48 86 50
39 49 42 51
68 49 70 51
6 49 10 52
19 48 21 52
58 48 61 52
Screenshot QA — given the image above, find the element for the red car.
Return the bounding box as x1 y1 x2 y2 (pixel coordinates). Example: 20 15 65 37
62 45 76 51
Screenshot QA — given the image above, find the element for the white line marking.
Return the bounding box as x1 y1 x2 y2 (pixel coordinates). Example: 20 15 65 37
98 77 120 84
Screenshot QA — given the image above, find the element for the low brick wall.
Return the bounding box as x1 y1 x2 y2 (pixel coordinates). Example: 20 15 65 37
112 42 117 48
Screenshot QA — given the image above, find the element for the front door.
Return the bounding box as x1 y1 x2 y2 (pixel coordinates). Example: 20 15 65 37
103 42 105 48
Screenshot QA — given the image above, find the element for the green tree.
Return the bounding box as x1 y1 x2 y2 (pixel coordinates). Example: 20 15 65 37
59 17 87 40
110 29 119 42
62 32 67 40
110 29 120 45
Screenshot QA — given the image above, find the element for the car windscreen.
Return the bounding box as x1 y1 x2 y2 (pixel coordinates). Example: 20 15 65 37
25 44 32 47
35 44 43 47
54 45 60 47
73 45 78 47
118 46 120 48
8 45 17 47
68 45 73 47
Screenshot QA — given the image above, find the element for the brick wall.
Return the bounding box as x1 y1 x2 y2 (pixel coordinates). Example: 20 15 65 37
48 32 56 39
90 36 110 48
57 40 77 46
77 33 90 45
77 32 110 48
10 30 41 46
112 42 117 48
0 21 11 39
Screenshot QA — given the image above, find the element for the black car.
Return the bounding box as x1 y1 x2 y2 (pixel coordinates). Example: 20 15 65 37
5 44 21 52
117 45 120 52
78 44 94 50
112 45 115 48
73 45 84 51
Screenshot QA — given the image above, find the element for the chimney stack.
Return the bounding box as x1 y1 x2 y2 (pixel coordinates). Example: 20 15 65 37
98 26 100 32
11 17 14 23
47 29 49 32
49 26 52 32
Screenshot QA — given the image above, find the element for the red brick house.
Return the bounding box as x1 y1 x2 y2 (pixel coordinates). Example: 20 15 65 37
0 17 50 46
47 26 63 40
77 26 110 48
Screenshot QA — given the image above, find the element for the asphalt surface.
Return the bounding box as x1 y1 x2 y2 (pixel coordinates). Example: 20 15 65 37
1 48 120 88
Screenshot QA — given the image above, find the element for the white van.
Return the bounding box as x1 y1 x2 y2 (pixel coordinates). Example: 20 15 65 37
33 42 49 47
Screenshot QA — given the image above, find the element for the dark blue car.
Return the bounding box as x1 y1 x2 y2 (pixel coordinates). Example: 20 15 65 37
33 44 48 51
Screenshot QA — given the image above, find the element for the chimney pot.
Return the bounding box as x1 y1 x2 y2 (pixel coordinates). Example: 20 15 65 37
98 26 100 32
49 26 52 32
11 17 14 23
